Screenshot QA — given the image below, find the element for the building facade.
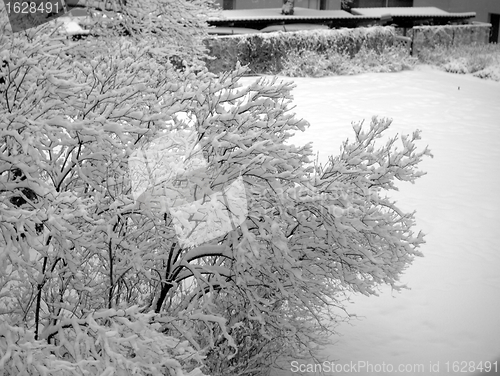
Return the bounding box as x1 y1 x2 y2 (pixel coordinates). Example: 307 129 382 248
349 0 412 7
214 0 417 10
415 0 500 23
215 0 500 42
415 0 500 42
214 0 342 11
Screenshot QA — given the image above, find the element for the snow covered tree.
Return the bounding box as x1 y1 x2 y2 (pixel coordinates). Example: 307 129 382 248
0 1 218 375
69 0 219 66
0 1 432 375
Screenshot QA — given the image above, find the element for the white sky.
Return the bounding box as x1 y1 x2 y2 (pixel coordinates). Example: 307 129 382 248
240 66 500 376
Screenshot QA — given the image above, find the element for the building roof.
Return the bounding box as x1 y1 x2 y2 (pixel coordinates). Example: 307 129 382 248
351 7 476 19
207 6 476 30
208 8 366 22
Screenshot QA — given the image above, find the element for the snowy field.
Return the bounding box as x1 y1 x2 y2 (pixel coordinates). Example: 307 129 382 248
240 66 500 376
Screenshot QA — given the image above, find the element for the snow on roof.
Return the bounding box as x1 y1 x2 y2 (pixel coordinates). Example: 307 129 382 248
351 7 475 19
208 8 361 22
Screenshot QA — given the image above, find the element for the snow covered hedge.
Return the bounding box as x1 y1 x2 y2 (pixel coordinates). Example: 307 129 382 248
408 23 491 56
204 26 398 74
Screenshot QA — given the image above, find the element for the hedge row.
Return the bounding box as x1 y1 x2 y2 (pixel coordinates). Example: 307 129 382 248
406 23 491 55
203 26 397 75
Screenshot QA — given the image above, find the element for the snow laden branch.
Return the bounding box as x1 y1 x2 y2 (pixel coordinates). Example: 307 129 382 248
0 1 223 374
147 69 432 374
73 0 220 65
287 117 434 297
0 306 206 376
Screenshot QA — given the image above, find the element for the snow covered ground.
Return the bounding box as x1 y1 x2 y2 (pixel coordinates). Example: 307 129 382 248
240 66 500 376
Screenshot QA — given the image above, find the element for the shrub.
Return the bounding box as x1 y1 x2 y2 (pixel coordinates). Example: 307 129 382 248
417 43 500 80
1 4 432 376
280 45 416 77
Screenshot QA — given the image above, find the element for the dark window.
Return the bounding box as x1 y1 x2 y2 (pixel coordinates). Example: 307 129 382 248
388 0 412 6
223 0 234 10
353 0 413 6
490 13 500 44
352 0 383 7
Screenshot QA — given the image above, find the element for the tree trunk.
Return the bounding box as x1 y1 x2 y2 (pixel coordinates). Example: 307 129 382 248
281 0 294 15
